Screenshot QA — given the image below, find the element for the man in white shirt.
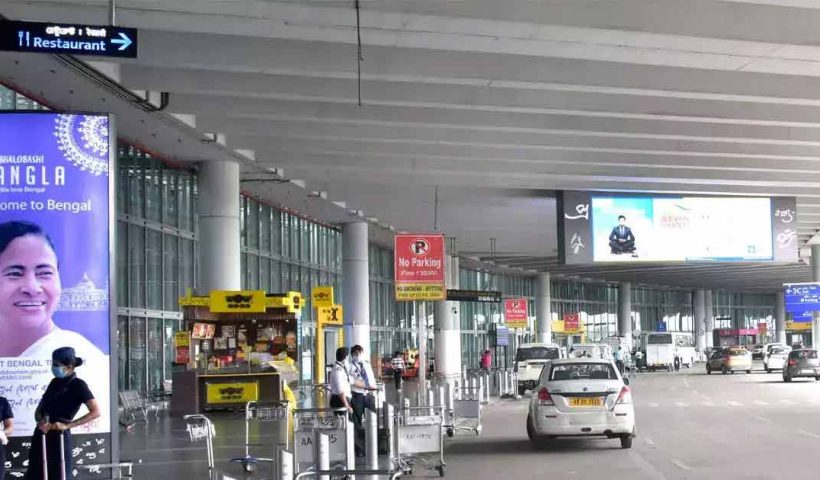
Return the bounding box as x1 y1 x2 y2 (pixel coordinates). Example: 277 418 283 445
348 344 377 457
328 347 353 415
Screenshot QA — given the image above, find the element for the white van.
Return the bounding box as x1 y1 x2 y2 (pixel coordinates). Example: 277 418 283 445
569 344 614 360
515 343 565 394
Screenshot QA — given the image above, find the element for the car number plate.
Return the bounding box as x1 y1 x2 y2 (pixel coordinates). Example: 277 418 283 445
568 397 603 407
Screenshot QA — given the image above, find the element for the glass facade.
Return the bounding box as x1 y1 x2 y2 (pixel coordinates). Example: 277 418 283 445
0 84 780 393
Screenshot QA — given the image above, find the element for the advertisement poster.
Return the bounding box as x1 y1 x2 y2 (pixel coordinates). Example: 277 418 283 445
591 196 773 262
0 113 113 471
504 298 528 329
394 234 446 301
563 313 581 332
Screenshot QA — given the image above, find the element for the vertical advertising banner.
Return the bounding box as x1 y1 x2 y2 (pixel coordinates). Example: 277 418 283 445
558 191 594 264
0 112 113 473
394 234 446 301
504 298 528 329
772 197 799 262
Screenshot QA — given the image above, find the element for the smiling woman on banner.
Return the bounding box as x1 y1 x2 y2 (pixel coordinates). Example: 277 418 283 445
0 220 102 358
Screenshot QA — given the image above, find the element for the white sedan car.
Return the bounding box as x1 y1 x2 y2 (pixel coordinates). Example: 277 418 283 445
526 358 636 449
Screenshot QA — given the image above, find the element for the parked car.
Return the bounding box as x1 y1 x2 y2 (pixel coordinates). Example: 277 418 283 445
783 349 820 382
764 346 791 373
705 346 752 374
526 358 635 449
516 343 564 394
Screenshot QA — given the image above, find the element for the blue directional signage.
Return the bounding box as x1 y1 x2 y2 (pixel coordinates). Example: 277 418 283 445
784 283 820 314
792 310 813 323
656 321 667 332
0 20 137 58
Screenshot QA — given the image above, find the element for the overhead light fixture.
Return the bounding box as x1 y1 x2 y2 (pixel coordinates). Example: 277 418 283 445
308 190 328 199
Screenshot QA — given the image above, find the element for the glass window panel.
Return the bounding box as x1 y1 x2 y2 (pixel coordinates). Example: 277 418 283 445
147 318 164 392
128 224 145 308
145 160 162 222
128 317 147 393
146 230 163 309
163 234 179 311
162 169 179 227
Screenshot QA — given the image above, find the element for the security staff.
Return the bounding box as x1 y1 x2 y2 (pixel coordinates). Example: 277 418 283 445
348 345 377 457
328 347 354 415
25 347 100 480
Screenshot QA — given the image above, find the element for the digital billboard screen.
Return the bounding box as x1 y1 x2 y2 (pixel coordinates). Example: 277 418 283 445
559 191 798 264
0 112 114 474
592 196 773 262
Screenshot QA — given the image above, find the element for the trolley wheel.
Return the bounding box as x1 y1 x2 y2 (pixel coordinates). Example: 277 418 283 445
438 465 446 477
447 428 454 437
243 462 255 474
475 425 482 435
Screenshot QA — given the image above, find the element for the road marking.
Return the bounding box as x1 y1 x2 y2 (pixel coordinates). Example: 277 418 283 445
670 459 691 471
726 400 742 407
798 429 820 439
674 402 688 407
644 437 656 447
754 400 769 406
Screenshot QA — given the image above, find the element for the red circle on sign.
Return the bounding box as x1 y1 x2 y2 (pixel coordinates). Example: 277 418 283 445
410 238 431 256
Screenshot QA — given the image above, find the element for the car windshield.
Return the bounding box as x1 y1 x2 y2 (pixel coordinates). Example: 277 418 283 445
549 362 617 381
728 349 747 356
771 348 788 355
790 350 818 359
517 347 560 361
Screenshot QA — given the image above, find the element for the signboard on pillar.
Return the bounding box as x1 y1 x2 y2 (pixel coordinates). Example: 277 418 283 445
504 298 529 329
0 112 115 471
394 233 446 301
563 313 581 332
311 285 334 308
318 305 344 326
657 322 667 332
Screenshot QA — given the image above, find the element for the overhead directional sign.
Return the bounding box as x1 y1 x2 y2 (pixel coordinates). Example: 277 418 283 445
784 283 820 314
0 20 138 58
446 289 502 303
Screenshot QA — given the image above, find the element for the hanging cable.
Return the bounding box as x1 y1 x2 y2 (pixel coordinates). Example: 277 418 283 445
355 0 363 106
434 186 439 232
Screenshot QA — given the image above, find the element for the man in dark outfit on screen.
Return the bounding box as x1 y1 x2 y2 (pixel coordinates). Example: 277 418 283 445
609 215 637 256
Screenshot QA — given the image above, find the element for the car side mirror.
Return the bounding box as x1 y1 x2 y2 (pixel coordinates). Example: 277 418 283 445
623 378 630 386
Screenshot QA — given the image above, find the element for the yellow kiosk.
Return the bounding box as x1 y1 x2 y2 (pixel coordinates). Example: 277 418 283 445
171 290 303 415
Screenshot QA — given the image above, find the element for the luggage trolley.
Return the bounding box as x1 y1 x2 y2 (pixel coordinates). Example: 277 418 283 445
231 400 290 473
184 414 217 473
452 385 482 436
293 407 355 474
393 406 446 477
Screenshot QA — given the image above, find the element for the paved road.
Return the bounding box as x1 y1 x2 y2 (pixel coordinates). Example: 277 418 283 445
436 365 820 480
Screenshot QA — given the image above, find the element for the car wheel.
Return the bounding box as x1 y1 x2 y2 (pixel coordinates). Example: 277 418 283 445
620 435 633 449
722 366 728 375
706 366 711 375
731 370 735 374
526 415 538 444
746 370 752 374
766 368 771 374
784 375 792 383
518 386 526 396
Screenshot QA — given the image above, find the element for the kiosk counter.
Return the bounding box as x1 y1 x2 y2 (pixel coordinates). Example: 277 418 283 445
170 290 303 415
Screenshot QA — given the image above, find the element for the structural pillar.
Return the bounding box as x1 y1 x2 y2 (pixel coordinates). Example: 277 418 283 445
812 245 820 348
704 290 714 348
775 291 787 345
434 247 461 380
343 222 371 357
197 161 241 291
618 282 632 350
536 273 552 344
694 289 706 353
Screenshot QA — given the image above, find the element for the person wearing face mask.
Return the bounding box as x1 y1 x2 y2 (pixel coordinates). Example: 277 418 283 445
347 344 377 457
0 221 103 358
0 395 13 480
24 347 100 480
